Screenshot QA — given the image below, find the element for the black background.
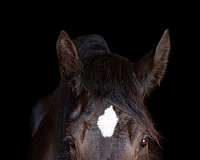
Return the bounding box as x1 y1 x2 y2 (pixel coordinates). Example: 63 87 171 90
4 2 198 160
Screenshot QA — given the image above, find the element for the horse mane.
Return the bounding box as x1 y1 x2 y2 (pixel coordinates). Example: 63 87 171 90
73 34 111 60
73 34 141 101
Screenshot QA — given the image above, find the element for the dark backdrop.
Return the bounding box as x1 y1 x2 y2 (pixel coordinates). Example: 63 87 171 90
5 3 197 160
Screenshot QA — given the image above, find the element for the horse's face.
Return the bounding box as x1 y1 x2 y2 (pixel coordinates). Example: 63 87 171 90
56 30 170 160
66 98 160 160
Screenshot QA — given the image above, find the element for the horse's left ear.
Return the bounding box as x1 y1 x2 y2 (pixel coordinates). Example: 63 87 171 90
56 30 80 81
135 29 171 95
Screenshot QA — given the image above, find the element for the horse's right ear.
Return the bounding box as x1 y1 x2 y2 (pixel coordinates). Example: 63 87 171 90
56 30 80 80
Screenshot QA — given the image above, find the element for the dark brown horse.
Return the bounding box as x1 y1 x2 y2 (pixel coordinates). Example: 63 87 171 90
30 29 170 160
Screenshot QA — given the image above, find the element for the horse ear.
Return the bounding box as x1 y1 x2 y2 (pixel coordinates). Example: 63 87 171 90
56 30 80 80
135 29 171 95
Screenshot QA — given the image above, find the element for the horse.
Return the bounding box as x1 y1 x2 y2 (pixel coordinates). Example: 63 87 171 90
30 29 170 160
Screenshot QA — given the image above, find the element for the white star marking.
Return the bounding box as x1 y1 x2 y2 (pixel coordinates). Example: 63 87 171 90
97 105 119 137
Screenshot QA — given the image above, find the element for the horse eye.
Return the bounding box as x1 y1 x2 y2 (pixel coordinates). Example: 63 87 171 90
140 137 149 147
